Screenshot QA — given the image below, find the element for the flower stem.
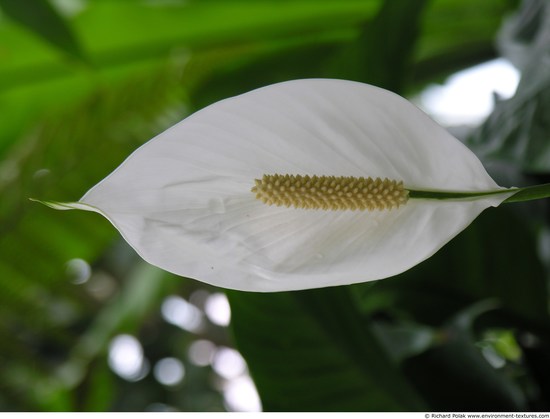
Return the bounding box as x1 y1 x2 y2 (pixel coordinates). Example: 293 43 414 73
502 183 550 204
408 183 550 204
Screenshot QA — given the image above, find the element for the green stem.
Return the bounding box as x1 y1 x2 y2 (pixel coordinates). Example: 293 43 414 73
408 182 550 204
502 183 550 204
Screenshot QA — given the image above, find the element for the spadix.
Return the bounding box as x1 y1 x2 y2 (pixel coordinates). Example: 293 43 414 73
252 174 409 211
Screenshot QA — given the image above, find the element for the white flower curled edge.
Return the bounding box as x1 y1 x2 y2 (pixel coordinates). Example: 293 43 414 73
43 79 515 292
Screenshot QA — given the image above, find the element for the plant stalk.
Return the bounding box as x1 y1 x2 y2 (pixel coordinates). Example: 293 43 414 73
408 183 550 204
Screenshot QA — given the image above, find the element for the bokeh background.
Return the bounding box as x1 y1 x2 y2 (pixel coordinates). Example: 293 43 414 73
1 0 550 412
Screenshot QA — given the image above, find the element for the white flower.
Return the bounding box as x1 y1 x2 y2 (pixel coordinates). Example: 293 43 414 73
42 79 514 292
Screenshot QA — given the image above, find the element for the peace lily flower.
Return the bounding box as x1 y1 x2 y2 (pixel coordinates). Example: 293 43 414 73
40 79 519 292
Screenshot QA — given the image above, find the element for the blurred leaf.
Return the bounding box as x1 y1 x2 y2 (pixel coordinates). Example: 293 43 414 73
403 302 527 410
69 263 177 364
372 321 436 363
0 0 513 158
228 287 425 411
0 0 378 91
12 261 178 411
412 0 514 86
518 330 550 409
0 0 86 62
479 328 522 362
497 0 544 70
81 361 115 412
186 38 344 109
468 0 550 173
0 63 185 410
0 0 378 158
326 0 428 91
189 0 514 106
361 207 548 330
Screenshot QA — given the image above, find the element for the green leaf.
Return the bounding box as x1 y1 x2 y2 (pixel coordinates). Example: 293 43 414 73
403 303 527 410
186 39 344 110
363 207 548 329
518 329 550 410
0 64 185 409
0 0 86 62
348 200 548 410
81 361 116 412
189 0 513 108
372 321 435 363
228 287 426 411
412 0 513 87
0 0 378 91
325 0 429 91
0 0 378 158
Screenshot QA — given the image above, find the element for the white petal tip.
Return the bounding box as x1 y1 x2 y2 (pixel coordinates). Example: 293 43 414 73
30 199 97 212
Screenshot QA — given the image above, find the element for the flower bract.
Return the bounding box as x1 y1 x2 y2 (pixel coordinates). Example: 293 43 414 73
42 79 513 292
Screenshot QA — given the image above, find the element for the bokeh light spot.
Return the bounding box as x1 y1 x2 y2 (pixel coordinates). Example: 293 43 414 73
204 292 231 326
65 258 91 284
153 357 185 386
223 376 262 412
108 334 148 382
212 347 247 380
161 295 204 332
188 339 216 367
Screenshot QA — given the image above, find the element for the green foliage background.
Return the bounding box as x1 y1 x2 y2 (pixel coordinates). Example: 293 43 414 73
1 0 549 412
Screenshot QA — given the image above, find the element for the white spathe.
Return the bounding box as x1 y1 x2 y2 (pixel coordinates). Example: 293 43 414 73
49 79 512 292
